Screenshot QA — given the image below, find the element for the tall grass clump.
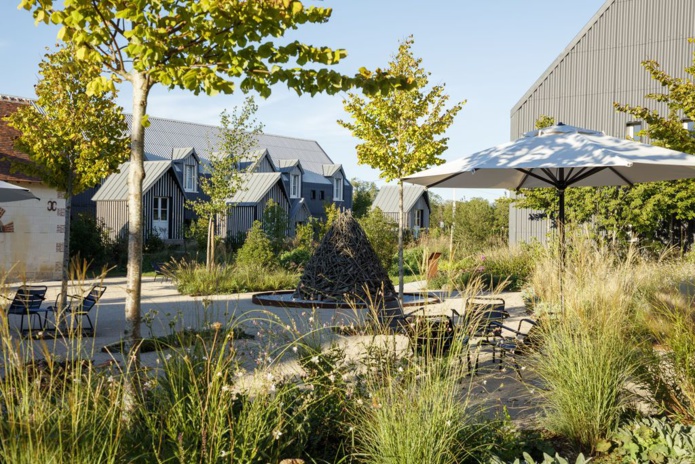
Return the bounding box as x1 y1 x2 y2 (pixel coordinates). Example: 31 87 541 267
172 258 299 295
529 233 649 452
0 266 128 463
350 358 484 464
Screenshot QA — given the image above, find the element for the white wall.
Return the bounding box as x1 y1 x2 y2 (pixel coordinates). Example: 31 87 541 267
0 183 64 282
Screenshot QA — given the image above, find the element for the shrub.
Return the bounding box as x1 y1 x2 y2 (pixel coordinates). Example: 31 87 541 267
69 213 111 266
293 220 316 251
144 231 166 253
185 217 208 251
236 220 275 269
605 416 695 463
279 248 312 272
359 207 398 272
262 198 288 253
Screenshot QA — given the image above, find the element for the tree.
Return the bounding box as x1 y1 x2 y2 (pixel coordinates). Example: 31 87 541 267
359 207 398 272
262 198 289 253
338 36 465 299
188 97 262 271
4 46 128 316
351 178 378 218
20 0 411 353
236 220 274 269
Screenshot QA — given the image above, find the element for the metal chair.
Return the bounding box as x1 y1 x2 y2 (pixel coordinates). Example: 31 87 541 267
489 318 538 378
451 296 509 372
3 285 49 333
49 284 106 335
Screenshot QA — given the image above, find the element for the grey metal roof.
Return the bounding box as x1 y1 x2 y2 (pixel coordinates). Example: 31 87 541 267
372 185 428 213
227 172 282 205
171 147 198 161
124 114 338 184
322 164 342 177
92 161 177 201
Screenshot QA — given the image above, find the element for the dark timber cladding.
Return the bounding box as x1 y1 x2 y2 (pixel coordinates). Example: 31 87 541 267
226 176 289 237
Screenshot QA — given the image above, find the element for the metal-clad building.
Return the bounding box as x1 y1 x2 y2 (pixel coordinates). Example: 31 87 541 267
509 0 695 244
371 184 430 230
225 172 290 237
93 161 185 242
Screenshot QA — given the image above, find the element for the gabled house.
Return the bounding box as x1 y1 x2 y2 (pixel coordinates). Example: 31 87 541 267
92 161 186 242
507 0 695 245
0 94 64 280
371 185 430 231
224 172 290 239
133 114 353 227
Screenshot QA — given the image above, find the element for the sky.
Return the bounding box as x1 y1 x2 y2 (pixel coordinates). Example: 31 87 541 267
0 0 607 202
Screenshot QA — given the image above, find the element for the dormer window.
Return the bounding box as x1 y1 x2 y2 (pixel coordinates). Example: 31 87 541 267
290 173 301 199
184 164 197 192
333 175 343 201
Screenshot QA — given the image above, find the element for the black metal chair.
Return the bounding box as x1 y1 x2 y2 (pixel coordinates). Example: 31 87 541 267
3 285 49 333
49 284 106 335
151 261 169 282
489 318 538 378
451 296 509 372
403 309 456 358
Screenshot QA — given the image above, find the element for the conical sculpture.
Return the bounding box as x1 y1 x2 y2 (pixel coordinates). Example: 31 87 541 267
294 211 396 304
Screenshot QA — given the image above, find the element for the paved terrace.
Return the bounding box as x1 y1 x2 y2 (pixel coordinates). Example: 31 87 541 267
3 276 539 424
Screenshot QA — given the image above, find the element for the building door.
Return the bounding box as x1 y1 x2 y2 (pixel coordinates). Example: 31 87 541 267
153 197 169 239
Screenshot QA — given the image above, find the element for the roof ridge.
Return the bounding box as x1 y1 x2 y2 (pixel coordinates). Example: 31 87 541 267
0 94 34 103
129 113 323 144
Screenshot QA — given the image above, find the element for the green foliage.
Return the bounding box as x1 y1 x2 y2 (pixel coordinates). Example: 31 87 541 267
172 259 298 295
606 417 695 463
235 221 275 270
143 233 165 254
189 97 263 269
351 178 378 218
489 452 589 464
319 202 341 239
4 45 128 195
262 198 288 254
69 213 111 266
293 220 316 252
279 248 312 272
359 207 398 271
184 218 208 251
338 35 465 296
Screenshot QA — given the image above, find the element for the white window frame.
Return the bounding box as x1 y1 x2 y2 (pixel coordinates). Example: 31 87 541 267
626 121 642 142
333 175 343 201
415 209 424 228
290 173 301 199
184 164 197 192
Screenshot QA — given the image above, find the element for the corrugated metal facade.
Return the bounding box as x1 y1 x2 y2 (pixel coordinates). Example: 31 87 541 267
226 182 289 237
97 170 185 241
509 0 695 245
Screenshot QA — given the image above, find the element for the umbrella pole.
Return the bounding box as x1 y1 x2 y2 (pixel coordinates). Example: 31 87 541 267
558 188 566 313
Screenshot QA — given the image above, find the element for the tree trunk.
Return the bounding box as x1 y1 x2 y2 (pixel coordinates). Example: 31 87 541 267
398 179 404 301
207 214 215 272
58 181 72 328
125 71 150 357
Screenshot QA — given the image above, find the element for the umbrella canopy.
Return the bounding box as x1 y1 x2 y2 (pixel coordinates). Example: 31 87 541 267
404 124 695 191
0 181 40 203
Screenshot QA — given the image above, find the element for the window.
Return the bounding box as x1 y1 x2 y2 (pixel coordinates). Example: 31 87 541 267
320 191 325 201
626 121 642 141
290 173 301 198
184 164 197 192
310 190 316 200
415 209 424 228
683 119 694 132
333 175 343 201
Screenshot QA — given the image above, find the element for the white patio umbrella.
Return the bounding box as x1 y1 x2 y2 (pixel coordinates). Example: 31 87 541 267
404 123 695 244
0 180 40 203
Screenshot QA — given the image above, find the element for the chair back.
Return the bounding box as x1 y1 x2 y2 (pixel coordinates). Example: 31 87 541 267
82 285 106 311
460 297 508 336
7 286 47 315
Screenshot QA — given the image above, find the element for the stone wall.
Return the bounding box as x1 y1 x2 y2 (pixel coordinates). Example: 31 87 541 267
1 183 64 282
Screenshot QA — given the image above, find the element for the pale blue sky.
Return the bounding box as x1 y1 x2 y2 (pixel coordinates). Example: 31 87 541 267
0 1 606 201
